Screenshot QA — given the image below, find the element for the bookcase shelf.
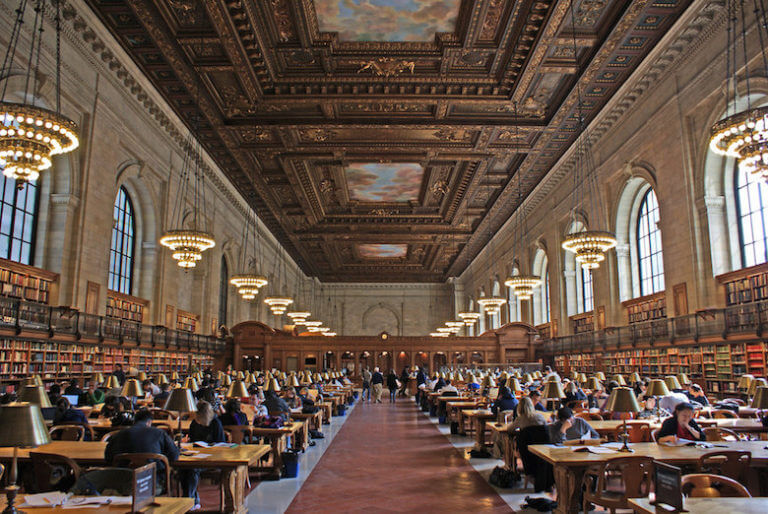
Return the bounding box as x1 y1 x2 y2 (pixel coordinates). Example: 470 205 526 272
622 292 667 324
0 259 58 305
176 310 199 333
106 290 148 323
570 312 594 334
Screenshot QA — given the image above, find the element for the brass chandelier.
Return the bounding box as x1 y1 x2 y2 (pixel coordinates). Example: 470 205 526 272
1 0 79 189
709 1 768 180
264 247 293 315
505 169 542 299
457 311 481 326
477 297 505 316
230 209 268 300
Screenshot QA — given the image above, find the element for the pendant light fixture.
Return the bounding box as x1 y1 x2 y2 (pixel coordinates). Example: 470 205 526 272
287 267 311 324
264 247 292 315
478 190 505 318
709 0 768 179
0 0 79 189
230 209 268 300
560 0 616 269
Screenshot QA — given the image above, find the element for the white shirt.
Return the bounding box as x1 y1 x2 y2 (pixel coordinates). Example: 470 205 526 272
438 385 458 394
659 392 689 413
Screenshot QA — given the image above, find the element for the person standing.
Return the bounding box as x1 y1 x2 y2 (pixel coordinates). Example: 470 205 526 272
387 369 398 403
371 367 384 403
361 368 372 402
112 364 126 386
415 367 426 403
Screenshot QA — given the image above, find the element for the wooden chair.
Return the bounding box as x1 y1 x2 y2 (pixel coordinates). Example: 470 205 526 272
567 400 588 411
650 428 660 442
703 427 742 442
575 412 603 421
223 425 251 444
29 452 82 493
730 398 746 406
113 453 171 496
149 409 177 420
681 473 751 498
696 419 717 428
698 450 751 483
582 456 654 514
711 409 738 419
0 463 4 481
620 422 651 443
100 430 122 442
49 424 86 441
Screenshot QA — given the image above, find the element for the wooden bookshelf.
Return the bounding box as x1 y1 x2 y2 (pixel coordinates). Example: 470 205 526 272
622 291 667 324
718 262 768 306
106 290 149 323
570 311 594 334
0 258 58 305
536 321 557 340
176 310 199 333
0 337 215 381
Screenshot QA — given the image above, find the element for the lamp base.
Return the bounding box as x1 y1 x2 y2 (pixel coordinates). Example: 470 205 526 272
3 485 25 514
616 445 634 453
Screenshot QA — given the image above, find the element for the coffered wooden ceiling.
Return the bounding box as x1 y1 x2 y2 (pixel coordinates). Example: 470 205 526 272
84 0 693 282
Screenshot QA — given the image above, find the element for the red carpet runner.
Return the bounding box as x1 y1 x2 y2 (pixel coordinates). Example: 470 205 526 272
285 399 513 513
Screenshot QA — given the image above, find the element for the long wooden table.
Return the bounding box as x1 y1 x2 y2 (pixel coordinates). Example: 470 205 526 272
0 497 194 514
530 441 768 514
0 441 270 514
588 418 767 437
629 497 768 514
462 409 497 450
251 421 307 479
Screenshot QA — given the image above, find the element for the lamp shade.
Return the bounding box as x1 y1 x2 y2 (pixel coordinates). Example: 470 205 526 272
164 388 198 413
522 373 533 384
738 374 755 390
236 371 245 380
630 372 642 384
171 371 180 381
612 374 626 386
546 375 560 383
533 371 542 380
105 375 121 389
578 373 588 384
182 377 199 392
542 381 565 399
749 377 768 396
137 371 147 382
0 403 51 447
751 386 768 409
24 376 43 387
91 373 105 385
156 374 169 386
289 375 300 388
121 379 144 398
221 375 232 387
595 372 606 381
508 379 522 392
265 378 281 392
482 375 496 388
664 376 682 391
585 377 602 391
676 373 691 386
226 380 249 399
647 379 670 397
604 387 641 413
18 385 52 408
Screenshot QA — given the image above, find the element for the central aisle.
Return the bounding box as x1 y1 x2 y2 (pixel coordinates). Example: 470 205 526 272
285 399 513 513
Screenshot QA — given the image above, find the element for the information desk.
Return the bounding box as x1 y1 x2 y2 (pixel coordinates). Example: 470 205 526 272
530 441 768 514
0 441 270 514
629 497 768 514
0 497 194 514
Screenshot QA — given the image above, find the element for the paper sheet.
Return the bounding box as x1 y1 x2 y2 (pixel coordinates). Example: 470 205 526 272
189 452 212 459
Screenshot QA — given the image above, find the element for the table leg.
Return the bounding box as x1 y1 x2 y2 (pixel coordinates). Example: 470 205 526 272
553 463 585 514
459 411 467 436
220 464 247 514
269 436 282 480
477 419 487 448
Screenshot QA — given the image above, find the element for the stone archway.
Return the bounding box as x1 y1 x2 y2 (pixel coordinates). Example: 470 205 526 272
361 303 401 336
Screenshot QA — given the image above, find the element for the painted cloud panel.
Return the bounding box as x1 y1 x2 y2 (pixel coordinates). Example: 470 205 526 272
345 162 423 202
358 244 408 258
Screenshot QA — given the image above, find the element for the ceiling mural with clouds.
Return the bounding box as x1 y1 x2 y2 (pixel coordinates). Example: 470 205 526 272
358 244 408 259
314 0 461 41
345 163 424 202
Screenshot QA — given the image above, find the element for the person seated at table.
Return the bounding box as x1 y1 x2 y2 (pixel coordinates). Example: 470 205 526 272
656 402 704 443
100 395 123 419
529 390 546 411
467 377 481 392
64 378 83 397
154 383 171 404
548 407 600 444
197 386 223 415
634 379 648 400
491 386 519 417
432 376 446 392
599 381 620 410
220 398 248 426
636 397 671 419
508 397 547 432
188 400 225 444
83 380 105 406
105 408 179 496
437 379 458 395
283 387 300 409
685 383 709 406
659 389 690 414
48 383 62 405
543 365 560 382
263 388 291 422
52 397 91 439
298 387 319 414
564 382 587 405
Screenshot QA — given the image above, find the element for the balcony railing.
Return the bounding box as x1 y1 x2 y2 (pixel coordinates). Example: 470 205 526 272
0 296 227 353
541 300 768 354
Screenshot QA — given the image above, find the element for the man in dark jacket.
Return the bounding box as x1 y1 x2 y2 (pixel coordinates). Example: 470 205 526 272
105 409 179 493
263 390 291 421
112 364 126 386
371 367 384 403
415 367 426 403
491 386 519 418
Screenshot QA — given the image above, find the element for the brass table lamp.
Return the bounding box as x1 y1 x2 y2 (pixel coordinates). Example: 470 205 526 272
17 385 51 408
226 380 249 399
646 379 670 423
605 387 641 452
0 403 52 513
164 388 197 448
664 376 682 391
542 381 565 410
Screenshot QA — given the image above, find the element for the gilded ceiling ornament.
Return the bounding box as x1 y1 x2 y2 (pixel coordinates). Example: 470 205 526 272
369 208 397 216
430 179 448 196
339 103 424 113
573 0 607 27
240 128 270 143
480 0 505 39
271 0 295 42
433 128 472 142
497 129 528 142
358 58 415 77
319 178 335 193
299 129 337 142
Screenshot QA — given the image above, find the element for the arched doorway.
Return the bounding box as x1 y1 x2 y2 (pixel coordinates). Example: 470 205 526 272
341 351 355 373
323 351 335 370
396 351 410 372
454 351 465 366
359 351 371 371
378 351 392 371
415 351 429 369
471 351 484 364
434 352 447 370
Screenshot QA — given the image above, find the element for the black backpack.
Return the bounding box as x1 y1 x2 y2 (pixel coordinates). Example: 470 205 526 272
488 466 516 488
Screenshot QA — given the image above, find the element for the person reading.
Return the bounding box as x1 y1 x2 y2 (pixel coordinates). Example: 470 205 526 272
656 402 704 443
548 407 599 443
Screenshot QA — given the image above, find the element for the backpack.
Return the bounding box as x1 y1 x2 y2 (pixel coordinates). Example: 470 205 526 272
488 466 516 488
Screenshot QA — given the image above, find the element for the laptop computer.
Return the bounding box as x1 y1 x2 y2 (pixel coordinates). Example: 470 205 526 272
63 394 80 406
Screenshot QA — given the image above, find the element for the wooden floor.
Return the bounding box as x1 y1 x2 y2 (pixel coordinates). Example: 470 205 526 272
285 397 513 513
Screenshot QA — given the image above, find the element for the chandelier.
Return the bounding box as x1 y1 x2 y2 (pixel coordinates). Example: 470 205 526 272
445 321 464 334
709 1 768 180
263 246 292 315
264 297 292 315
0 1 80 189
457 311 481 326
435 327 453 334
477 297 506 316
231 208 268 300
505 276 542 300
561 231 617 270
230 274 268 300
322 332 337 337
159 230 215 268
430 332 449 337
287 311 311 324
303 320 322 328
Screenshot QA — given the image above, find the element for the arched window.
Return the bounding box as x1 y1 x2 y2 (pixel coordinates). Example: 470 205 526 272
580 268 593 313
735 166 768 268
543 269 550 323
0 175 39 265
108 187 135 294
532 250 550 325
636 189 665 295
218 256 228 327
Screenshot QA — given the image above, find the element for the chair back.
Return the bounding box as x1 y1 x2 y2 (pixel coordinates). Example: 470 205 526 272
698 450 751 483
100 430 122 442
0 463 4 482
498 409 515 424
113 453 171 496
575 412 603 421
223 425 250 444
567 400 588 412
622 422 651 443
149 409 177 420
49 424 86 441
702 427 741 442
711 409 737 419
29 452 82 493
583 456 654 511
681 473 751 497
